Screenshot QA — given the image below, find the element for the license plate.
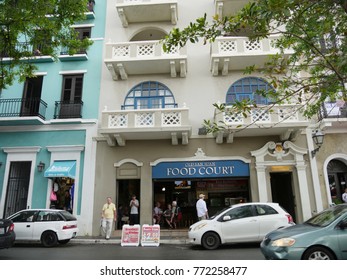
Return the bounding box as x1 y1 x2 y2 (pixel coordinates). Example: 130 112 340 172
0 228 4 234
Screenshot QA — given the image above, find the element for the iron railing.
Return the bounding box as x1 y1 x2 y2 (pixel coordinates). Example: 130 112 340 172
54 100 84 119
318 102 347 121
0 98 47 119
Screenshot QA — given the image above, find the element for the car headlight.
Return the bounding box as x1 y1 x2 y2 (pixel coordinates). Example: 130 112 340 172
271 238 296 247
192 223 207 231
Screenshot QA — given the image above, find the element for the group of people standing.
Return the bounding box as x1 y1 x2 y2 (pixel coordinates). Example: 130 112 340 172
100 193 209 239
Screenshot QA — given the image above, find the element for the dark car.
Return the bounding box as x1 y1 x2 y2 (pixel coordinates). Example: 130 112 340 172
260 204 347 260
0 219 16 249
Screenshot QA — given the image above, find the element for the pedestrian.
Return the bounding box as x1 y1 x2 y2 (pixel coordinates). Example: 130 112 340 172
129 194 139 225
342 187 347 203
196 193 209 220
101 197 117 240
153 201 163 225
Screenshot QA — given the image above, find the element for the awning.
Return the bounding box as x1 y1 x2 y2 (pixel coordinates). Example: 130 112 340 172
44 160 76 179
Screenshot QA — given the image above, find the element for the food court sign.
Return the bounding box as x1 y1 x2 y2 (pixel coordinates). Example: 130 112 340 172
152 160 249 179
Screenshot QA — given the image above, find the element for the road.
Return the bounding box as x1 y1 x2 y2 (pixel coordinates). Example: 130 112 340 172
0 242 264 260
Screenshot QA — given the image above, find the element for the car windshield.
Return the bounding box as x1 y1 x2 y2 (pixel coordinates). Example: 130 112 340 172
305 205 347 227
59 211 77 221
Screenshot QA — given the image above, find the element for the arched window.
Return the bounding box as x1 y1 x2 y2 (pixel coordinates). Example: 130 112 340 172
226 77 274 105
122 81 177 110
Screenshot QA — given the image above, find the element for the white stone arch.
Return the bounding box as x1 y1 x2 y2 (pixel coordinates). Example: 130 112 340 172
251 141 313 220
114 158 143 167
129 26 168 41
323 153 347 205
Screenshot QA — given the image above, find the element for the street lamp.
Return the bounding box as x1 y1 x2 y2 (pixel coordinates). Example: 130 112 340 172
311 130 325 158
37 161 45 172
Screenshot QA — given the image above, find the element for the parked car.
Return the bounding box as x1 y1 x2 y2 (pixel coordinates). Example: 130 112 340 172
7 209 78 247
188 202 294 250
0 219 16 249
260 204 347 260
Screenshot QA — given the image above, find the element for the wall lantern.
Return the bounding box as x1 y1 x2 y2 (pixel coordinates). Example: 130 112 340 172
37 161 45 172
311 130 325 158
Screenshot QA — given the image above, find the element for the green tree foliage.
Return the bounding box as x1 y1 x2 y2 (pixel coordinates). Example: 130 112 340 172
163 0 347 131
0 0 93 89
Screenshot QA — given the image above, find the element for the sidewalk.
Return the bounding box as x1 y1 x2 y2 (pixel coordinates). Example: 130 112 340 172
71 229 190 245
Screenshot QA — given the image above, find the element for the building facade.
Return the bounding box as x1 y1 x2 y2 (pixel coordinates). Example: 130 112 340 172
0 1 106 235
91 0 347 236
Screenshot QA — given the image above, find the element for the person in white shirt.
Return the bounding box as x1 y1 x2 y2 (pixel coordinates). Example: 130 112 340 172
342 187 347 203
129 194 139 225
196 193 209 220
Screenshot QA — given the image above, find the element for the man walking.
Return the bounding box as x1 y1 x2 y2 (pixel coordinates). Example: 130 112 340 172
196 193 209 220
101 197 117 240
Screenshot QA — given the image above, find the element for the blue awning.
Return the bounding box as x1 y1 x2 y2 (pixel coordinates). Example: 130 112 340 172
44 161 76 179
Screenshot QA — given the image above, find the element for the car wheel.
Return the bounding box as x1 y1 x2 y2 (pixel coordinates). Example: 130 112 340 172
201 232 220 250
58 239 70 245
41 231 58 247
302 246 336 260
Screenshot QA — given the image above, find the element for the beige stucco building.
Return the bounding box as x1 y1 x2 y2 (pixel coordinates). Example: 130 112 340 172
90 0 347 236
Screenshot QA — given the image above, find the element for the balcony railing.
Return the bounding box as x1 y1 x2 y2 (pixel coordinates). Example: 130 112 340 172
318 101 347 120
0 42 54 63
0 98 47 120
216 104 307 125
54 101 84 119
104 40 187 80
59 47 88 61
100 107 192 146
210 35 294 74
211 103 309 141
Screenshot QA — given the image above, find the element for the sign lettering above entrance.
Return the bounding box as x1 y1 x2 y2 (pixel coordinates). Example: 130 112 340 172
152 160 249 179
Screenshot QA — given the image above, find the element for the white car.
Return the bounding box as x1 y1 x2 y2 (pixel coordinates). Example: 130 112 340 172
189 202 294 250
7 209 78 247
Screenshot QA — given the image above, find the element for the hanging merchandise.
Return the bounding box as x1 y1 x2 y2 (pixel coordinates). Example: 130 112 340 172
50 190 57 201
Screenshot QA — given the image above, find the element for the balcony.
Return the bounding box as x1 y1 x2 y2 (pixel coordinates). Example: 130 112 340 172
104 40 187 80
58 47 88 61
0 98 47 125
86 0 96 19
318 101 347 132
99 107 192 146
54 101 84 119
214 0 249 18
115 0 178 27
210 36 294 75
0 43 54 64
212 104 309 143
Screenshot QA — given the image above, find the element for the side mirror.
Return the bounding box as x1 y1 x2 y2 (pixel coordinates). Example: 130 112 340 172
338 220 347 229
223 215 231 221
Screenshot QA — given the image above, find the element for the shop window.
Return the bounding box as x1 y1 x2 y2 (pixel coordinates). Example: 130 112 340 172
122 81 177 110
226 77 274 105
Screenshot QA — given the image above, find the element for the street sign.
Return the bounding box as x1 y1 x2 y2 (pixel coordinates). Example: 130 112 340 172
121 224 140 246
141 224 160 247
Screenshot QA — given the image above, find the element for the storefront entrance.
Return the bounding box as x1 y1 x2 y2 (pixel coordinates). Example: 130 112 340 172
270 172 296 222
150 149 251 228
116 179 140 229
153 178 250 227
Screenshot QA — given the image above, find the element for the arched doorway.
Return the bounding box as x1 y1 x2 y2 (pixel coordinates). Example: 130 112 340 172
327 159 347 204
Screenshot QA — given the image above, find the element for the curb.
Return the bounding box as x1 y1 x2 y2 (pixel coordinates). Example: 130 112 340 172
71 238 190 245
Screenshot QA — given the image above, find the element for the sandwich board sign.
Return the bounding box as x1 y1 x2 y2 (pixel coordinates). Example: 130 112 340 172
121 224 140 246
141 224 160 247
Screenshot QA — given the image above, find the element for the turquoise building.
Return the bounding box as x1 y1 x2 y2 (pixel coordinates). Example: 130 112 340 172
0 1 106 236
